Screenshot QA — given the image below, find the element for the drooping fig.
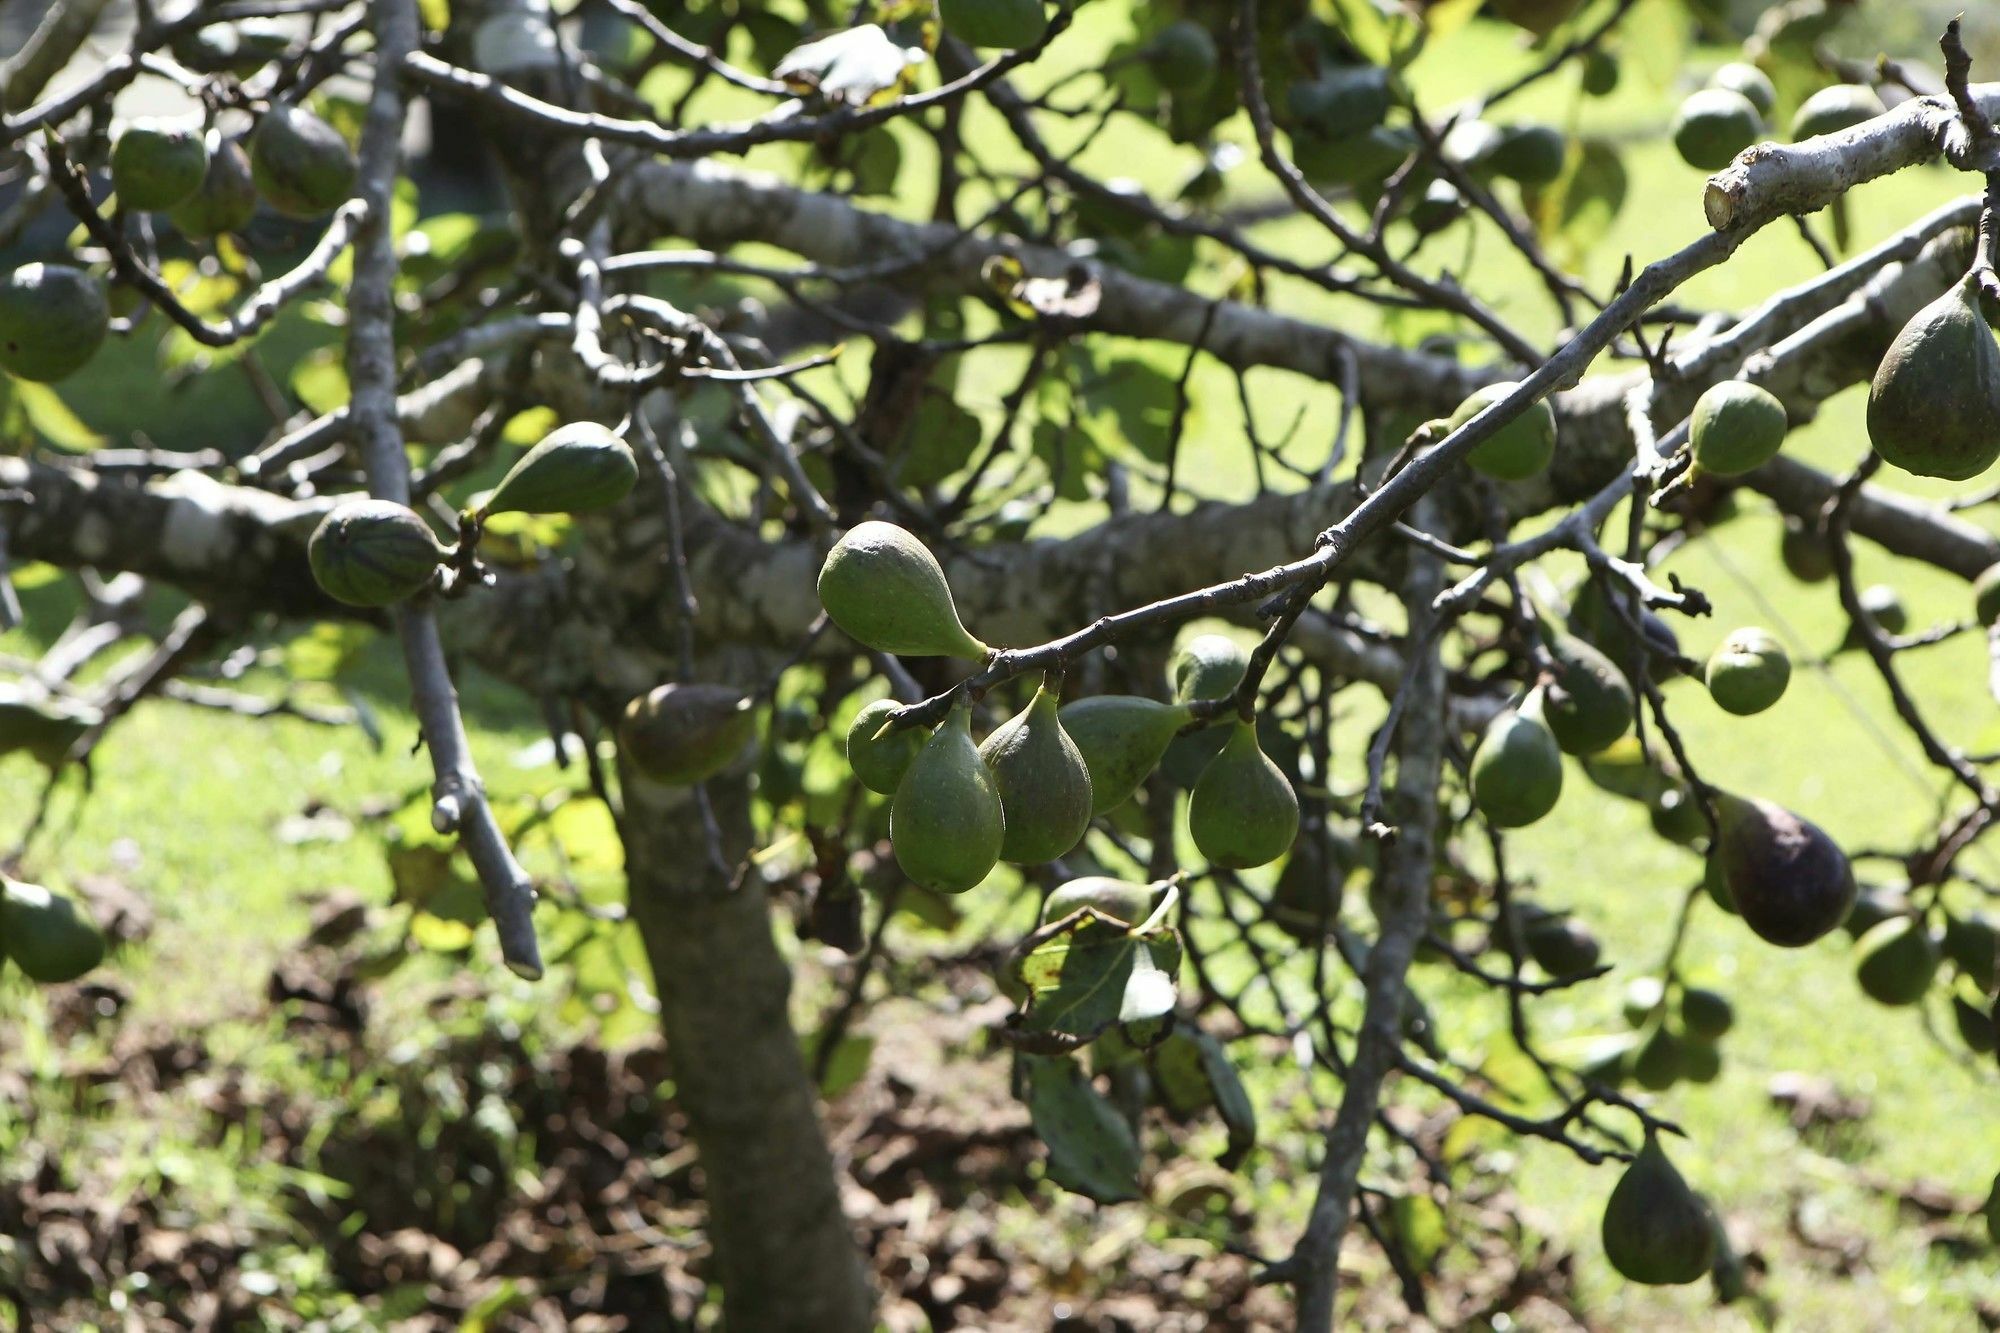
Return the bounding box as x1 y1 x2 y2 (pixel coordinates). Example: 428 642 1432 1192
0 877 105 984
1780 516 1834 583
1714 794 1855 947
1681 1040 1722 1085
1679 987 1734 1039
1470 688 1564 829
817 521 990 660
1790 83 1885 140
307 499 447 607
168 138 257 238
1974 564 2000 627
110 119 209 212
1450 381 1557 481
1187 720 1299 869
1170 634 1249 703
1649 785 1708 847
1541 631 1633 755
1040 875 1161 926
249 103 358 217
1672 88 1762 171
1601 1134 1717 1286
1058 694 1194 814
845 697 926 795
1943 911 1998 991
0 263 107 383
1690 381 1787 477
479 422 637 516
938 0 1045 49
1709 62 1776 117
1147 20 1217 91
1705 627 1790 716
619 682 756 785
890 705 1004 893
1524 912 1601 977
1630 1022 1685 1091
1866 273 2000 481
1289 66 1393 139
1487 124 1567 186
1951 991 1996 1053
978 684 1093 864
1852 916 1940 1007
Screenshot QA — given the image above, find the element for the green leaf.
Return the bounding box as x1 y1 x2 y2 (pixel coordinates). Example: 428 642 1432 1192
1388 1189 1448 1271
1008 909 1182 1050
1024 1054 1142 1204
13 381 100 452
290 348 349 417
895 390 983 487
1147 1028 1257 1168
1530 138 1627 264
804 1032 874 1098
1079 351 1185 464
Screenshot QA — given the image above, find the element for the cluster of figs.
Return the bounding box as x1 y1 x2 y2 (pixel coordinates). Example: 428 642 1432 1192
0 102 358 384
1671 61 1885 171
818 522 1298 894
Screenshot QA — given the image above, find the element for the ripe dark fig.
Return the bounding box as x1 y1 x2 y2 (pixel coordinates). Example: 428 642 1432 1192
891 706 1004 894
1780 516 1834 583
1601 1134 1716 1285
1058 694 1195 814
1524 912 1601 977
1542 631 1632 756
1974 564 2000 627
0 263 108 383
1709 62 1776 117
168 138 257 238
817 521 990 660
307 499 446 607
1866 273 2000 481
1450 381 1557 481
978 684 1093 864
0 877 105 983
1146 20 1217 91
1170 634 1249 704
1040 876 1162 926
1470 688 1564 828
1690 381 1787 477
1705 628 1790 716
1852 916 1940 1007
1672 88 1761 171
1188 720 1299 869
619 682 756 785
1943 911 1998 991
938 0 1045 48
844 698 926 795
1790 83 1885 140
1714 794 1854 947
249 103 358 217
110 119 209 212
479 422 637 516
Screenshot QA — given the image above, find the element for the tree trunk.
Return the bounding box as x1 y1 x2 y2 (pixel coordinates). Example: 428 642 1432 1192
618 766 875 1331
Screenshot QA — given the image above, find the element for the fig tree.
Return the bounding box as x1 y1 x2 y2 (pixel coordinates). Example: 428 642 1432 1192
1470 689 1563 828
1601 1134 1716 1285
0 263 107 383
0 877 105 983
1187 720 1299 869
620 682 757 785
1451 381 1557 481
817 521 990 660
1852 916 1939 1006
479 422 637 516
1672 89 1761 171
249 103 358 217
1690 381 1787 477
1714 794 1855 947
1704 627 1790 716
1058 694 1194 814
978 683 1093 864
110 119 209 212
1866 273 2000 481
890 706 1004 894
845 698 926 795
307 499 446 607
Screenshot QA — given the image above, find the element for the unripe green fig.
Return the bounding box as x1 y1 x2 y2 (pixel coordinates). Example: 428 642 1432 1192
170 18 290 74
1147 20 1217 91
1780 516 1835 583
1951 991 1996 1054
1058 694 1194 814
1622 975 1666 1027
1289 66 1393 139
978 684 1093 864
1407 179 1464 234
110 119 209 212
1680 1039 1722 1084
1709 62 1776 116
1488 0 1582 38
1470 689 1564 828
1649 785 1707 847
1523 912 1601 976
1790 83 1885 140
0 687 101 770
1840 584 1910 653
1450 381 1557 481
619 682 756 785
307 499 446 607
168 139 257 238
890 706 1004 893
1581 49 1619 97
1705 628 1790 716
1973 564 2000 626
1943 911 1998 991
1714 794 1855 947
1680 986 1734 1039
1040 875 1161 926
1852 916 1940 1006
479 422 637 516
1866 274 2000 481
1671 88 1762 171
1602 1135 1716 1284
1 877 105 983
817 521 990 660
1170 633 1249 703
1487 124 1567 186
938 0 1045 49
1187 720 1299 869
1578 734 1664 803
1542 631 1633 755
845 698 925 795
1571 580 1682 681
1690 381 1787 477
1630 1022 1685 1091
0 263 107 383
249 103 358 217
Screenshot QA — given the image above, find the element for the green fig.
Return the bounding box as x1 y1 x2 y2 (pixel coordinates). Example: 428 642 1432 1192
1780 516 1835 583
978 684 1093 864
1542 631 1633 755
0 263 107 383
1622 975 1667 1027
1582 49 1620 97
817 521 990 660
1579 734 1666 803
845 698 926 795
1408 179 1465 234
938 0 1045 49
1571 579 1682 680
619 682 756 785
1681 1039 1722 1085
1715 795 1855 947
1058 694 1194 814
307 499 446 607
1690 381 1787 477
1852 916 1940 1006
1987 1174 2000 1247
1672 88 1762 171
1470 688 1564 828
1147 20 1217 91
1680 987 1734 1039
1170 634 1249 704
1451 381 1557 481
1974 564 2000 626
1602 1134 1716 1285
110 119 209 212
0 878 105 983
1705 628 1790 716
0 686 101 770
1840 584 1910 652
479 422 637 516
168 138 257 238
1040 875 1161 926
1943 911 1998 991
1951 990 1996 1054
890 706 1004 893
1709 62 1776 116
1866 273 2000 481
1289 66 1393 139
1523 912 1601 977
249 103 357 217
1188 720 1299 869
1649 785 1708 847
1487 125 1567 186
1790 83 1885 140
1630 1022 1686 1090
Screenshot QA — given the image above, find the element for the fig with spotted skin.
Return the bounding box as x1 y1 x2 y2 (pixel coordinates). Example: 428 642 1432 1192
308 500 447 607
